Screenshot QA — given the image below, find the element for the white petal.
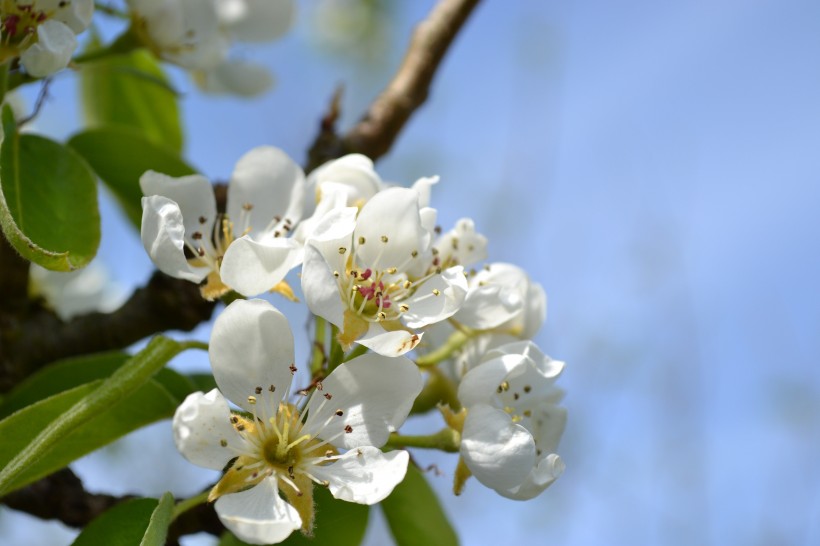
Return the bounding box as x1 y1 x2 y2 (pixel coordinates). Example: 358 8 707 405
304 206 357 272
291 182 350 244
307 154 383 208
140 171 217 242
227 146 305 237
302 354 422 449
215 478 302 545
20 20 77 77
173 389 249 470
498 454 565 500
40 0 94 33
195 60 274 97
311 447 409 505
220 0 295 42
410 176 438 209
457 352 531 408
220 236 302 297
301 244 345 327
140 196 208 283
210 299 295 411
456 282 524 330
402 267 468 328
356 324 422 357
519 281 547 339
461 404 536 491
434 217 488 268
353 188 427 271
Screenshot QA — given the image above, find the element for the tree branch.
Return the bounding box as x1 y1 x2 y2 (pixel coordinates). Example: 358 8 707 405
308 0 481 170
0 271 215 392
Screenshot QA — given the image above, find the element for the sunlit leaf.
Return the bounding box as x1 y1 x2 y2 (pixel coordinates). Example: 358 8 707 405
0 106 100 271
381 464 458 546
68 128 196 227
72 493 175 546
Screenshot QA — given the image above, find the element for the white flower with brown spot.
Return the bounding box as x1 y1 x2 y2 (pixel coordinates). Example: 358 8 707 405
140 146 304 300
173 299 422 544
301 186 469 357
456 340 566 500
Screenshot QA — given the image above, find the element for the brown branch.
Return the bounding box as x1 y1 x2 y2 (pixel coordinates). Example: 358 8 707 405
1 469 129 528
0 271 215 392
307 0 481 170
0 232 31 314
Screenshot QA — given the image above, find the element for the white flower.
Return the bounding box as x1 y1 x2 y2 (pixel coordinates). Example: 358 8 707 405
301 186 468 357
306 154 385 211
1 0 94 76
216 0 294 43
192 59 273 97
29 261 127 320
173 299 422 544
129 0 228 70
457 340 566 500
140 146 304 300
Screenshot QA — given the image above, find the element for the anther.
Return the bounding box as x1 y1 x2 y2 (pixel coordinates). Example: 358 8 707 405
435 225 442 234
237 424 246 431
524 385 532 393
344 425 353 433
523 410 532 417
335 409 344 416
358 236 366 244
432 248 439 255
333 271 340 277
220 439 228 447
513 393 520 400
242 203 253 211
377 312 386 321
381 235 389 243
231 416 239 423
325 450 334 458
399 304 410 312
338 247 347 254
403 280 412 289
255 386 263 394
247 395 257 404
269 384 276 392
199 216 207 224
324 393 332 400
432 289 441 296
386 267 397 274
289 364 297 374
191 231 203 240
316 381 323 391
411 250 418 258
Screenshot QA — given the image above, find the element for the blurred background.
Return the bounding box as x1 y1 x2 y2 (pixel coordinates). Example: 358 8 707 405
2 0 819 544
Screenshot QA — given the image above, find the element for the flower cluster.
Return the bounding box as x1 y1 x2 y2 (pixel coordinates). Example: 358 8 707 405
127 0 293 96
0 0 94 76
146 148 567 544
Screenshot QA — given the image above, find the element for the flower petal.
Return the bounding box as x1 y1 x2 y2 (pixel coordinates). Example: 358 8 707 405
498 453 565 500
215 477 302 545
140 171 217 243
210 299 295 411
460 404 536 491
457 351 533 408
219 0 295 43
356 324 422 357
311 447 409 504
456 282 524 330
302 244 345 327
402 266 468 328
302 353 422 449
20 20 77 77
140 195 208 283
173 389 248 470
227 146 305 238
307 154 383 208
353 188 427 271
221 236 303 297
195 59 274 97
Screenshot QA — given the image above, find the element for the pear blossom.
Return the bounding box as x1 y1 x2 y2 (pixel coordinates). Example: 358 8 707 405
140 146 304 300
0 0 94 76
302 186 469 357
173 299 422 544
456 340 566 500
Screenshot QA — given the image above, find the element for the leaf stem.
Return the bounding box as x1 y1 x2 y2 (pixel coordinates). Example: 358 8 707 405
385 428 461 453
415 329 471 367
171 491 209 521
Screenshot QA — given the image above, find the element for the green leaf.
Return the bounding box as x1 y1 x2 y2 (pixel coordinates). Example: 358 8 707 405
141 492 176 546
187 373 217 393
219 486 370 546
381 464 459 546
0 337 205 496
0 106 100 271
72 494 175 546
0 351 199 419
68 128 196 227
80 46 184 153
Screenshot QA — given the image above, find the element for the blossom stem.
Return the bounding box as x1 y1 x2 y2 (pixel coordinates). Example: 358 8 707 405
327 325 345 373
311 316 327 375
171 491 210 521
343 344 369 363
415 330 471 367
0 62 9 103
385 428 461 453
411 366 461 414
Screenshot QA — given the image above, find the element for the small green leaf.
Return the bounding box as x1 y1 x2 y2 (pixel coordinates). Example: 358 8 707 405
381 464 459 546
0 106 100 271
72 495 174 546
68 128 196 227
0 351 198 419
0 337 203 496
219 486 370 546
141 492 176 546
80 45 184 153
187 373 218 393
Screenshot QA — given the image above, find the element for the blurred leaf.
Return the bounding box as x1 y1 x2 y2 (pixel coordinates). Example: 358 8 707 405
381 464 458 546
187 372 217 393
0 106 100 271
0 351 199 419
218 485 369 546
68 127 196 227
80 45 183 153
0 337 202 496
72 493 175 546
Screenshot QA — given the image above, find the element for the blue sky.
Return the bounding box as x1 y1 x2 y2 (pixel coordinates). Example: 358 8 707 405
2 0 819 544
